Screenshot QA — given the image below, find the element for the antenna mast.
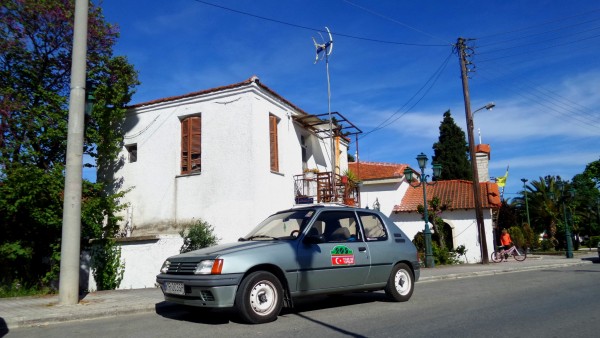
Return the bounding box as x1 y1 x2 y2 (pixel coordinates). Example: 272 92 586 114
313 27 335 176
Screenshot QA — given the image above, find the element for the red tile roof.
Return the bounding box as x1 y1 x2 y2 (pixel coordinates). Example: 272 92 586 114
128 76 309 115
348 161 414 181
393 180 501 212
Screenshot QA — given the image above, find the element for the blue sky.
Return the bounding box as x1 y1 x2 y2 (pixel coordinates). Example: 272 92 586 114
97 0 600 200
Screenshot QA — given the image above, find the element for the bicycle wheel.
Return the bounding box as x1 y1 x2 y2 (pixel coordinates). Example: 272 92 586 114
512 246 527 261
491 251 503 263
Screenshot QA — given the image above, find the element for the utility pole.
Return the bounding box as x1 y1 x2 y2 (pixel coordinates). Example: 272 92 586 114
457 37 489 264
59 0 89 305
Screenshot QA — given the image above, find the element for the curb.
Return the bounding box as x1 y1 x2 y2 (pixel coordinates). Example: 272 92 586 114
418 260 593 282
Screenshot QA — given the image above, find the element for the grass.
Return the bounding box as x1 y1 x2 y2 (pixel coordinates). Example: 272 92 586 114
0 282 55 298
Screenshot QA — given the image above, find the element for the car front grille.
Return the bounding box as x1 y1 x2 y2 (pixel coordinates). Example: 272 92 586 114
166 262 197 274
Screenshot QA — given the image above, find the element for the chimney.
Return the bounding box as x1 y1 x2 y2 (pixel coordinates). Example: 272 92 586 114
476 144 491 182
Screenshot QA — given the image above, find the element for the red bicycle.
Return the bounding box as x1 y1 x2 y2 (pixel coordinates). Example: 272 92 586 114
491 245 527 262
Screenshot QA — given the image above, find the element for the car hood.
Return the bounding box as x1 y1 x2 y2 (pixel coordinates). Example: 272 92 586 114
169 240 288 261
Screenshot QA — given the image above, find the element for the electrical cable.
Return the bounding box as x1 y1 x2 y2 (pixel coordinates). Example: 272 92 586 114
359 50 454 139
190 0 447 47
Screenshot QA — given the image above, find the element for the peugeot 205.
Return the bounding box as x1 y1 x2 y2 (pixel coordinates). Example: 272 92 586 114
156 204 420 324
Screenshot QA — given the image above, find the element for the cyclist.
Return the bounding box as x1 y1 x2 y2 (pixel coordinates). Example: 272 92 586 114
500 229 512 262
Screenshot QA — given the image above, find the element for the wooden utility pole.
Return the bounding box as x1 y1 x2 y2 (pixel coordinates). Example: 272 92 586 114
457 37 489 264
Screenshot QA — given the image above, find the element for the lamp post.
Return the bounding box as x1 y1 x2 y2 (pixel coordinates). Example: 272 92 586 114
521 178 531 227
404 153 442 268
557 180 574 258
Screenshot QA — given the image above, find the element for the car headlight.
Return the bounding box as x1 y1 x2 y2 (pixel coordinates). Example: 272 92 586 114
160 260 171 274
194 259 224 275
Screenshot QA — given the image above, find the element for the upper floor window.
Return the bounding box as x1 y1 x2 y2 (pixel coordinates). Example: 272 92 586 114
269 114 279 172
125 144 137 163
181 116 201 174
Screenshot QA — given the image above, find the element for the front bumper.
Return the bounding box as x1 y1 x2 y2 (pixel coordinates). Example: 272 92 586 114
156 273 244 308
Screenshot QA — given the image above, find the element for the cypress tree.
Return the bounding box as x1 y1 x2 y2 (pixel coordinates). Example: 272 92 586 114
432 110 471 180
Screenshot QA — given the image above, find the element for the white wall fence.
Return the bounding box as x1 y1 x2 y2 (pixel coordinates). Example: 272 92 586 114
81 235 183 292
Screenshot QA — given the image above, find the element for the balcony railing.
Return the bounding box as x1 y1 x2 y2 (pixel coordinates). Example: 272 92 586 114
293 171 360 206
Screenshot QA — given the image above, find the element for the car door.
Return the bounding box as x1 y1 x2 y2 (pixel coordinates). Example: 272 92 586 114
296 210 371 291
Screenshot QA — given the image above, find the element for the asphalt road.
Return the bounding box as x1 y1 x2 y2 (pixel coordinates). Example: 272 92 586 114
7 264 600 338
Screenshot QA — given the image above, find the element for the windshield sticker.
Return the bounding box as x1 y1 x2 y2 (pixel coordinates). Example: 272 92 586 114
331 245 355 265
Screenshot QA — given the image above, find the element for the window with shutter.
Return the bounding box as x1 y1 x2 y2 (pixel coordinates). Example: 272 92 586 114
181 116 201 174
269 114 279 172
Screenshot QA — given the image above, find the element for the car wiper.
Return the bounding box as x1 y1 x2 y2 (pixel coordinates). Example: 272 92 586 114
246 235 279 241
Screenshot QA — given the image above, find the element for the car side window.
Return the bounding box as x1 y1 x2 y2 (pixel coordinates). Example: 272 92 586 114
358 212 388 241
312 211 362 243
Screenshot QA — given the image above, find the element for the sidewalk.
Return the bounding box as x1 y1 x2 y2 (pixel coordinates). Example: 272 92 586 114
1 252 596 330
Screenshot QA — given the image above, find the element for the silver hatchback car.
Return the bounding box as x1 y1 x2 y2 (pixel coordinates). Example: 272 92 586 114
156 205 420 324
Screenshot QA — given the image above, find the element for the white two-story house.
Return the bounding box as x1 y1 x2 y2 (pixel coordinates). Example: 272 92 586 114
94 76 359 289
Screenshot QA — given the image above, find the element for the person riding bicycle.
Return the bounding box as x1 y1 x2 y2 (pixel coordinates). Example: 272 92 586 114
500 229 512 262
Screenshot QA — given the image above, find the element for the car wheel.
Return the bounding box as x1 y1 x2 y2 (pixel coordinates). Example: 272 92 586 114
384 263 414 302
234 271 283 324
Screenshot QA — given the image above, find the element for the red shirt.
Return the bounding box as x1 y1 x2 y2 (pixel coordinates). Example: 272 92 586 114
500 232 512 246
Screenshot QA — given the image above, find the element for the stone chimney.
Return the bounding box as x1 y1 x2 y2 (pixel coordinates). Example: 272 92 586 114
476 144 491 182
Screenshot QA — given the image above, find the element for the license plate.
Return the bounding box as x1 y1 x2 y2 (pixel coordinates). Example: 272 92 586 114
164 282 185 295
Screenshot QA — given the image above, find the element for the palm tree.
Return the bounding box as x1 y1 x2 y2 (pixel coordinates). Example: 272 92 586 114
517 176 568 247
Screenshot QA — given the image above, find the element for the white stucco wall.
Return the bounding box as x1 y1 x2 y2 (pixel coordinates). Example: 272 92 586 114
84 235 183 291
389 209 495 263
112 83 347 244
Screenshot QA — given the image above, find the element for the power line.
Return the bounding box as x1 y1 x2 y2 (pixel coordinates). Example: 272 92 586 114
478 8 600 39
359 50 454 139
190 0 447 47
342 0 452 45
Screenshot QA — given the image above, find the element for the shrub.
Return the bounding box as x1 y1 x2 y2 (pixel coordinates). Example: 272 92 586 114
179 219 219 253
90 238 124 291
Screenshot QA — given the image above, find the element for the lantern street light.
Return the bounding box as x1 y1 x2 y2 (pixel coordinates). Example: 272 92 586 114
556 180 574 259
521 179 531 227
404 153 442 268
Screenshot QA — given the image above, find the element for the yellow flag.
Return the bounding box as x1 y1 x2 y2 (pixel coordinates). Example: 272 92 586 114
496 167 509 187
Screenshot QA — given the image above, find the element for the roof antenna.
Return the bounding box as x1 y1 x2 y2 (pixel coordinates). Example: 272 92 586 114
313 27 336 177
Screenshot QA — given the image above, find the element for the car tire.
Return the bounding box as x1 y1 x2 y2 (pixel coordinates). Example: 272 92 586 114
234 271 283 324
384 263 414 302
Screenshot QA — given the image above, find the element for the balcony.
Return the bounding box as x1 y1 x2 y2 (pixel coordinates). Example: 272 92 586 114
294 171 360 206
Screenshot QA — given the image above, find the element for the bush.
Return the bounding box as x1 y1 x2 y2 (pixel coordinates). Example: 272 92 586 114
90 238 124 291
179 219 219 253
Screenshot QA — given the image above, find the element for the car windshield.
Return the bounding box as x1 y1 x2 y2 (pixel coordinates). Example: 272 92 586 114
242 209 315 240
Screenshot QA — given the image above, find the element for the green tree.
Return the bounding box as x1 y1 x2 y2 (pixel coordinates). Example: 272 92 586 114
432 110 471 180
0 0 138 291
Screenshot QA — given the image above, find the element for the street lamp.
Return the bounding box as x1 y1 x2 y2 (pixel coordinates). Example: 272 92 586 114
556 180 574 258
404 153 442 268
473 102 495 115
521 178 531 227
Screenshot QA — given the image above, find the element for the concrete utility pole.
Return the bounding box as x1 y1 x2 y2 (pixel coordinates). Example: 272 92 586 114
59 0 89 305
457 37 489 264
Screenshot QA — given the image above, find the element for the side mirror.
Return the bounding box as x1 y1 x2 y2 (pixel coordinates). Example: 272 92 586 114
303 234 325 244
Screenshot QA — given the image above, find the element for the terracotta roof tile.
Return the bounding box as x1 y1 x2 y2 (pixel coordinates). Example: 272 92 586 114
393 180 501 212
348 161 413 181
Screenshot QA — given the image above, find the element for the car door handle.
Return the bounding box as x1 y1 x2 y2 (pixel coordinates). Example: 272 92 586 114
358 247 367 252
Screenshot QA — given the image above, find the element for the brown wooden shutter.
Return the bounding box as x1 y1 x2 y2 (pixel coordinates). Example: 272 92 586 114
181 118 189 173
269 115 279 172
181 116 201 174
190 117 201 172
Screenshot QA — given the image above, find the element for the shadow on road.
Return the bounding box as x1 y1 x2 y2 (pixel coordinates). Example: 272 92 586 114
154 291 388 325
0 317 8 338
